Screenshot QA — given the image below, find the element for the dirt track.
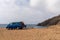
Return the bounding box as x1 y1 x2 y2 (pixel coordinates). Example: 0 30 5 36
0 25 60 40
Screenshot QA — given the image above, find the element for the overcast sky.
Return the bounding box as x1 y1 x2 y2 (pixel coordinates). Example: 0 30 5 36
0 0 60 24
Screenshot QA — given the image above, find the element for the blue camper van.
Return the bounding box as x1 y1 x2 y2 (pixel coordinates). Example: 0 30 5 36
6 22 26 30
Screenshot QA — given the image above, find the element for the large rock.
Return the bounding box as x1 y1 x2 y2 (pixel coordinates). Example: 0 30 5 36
37 15 60 26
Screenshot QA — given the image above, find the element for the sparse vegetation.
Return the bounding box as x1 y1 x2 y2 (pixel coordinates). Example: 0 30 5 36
0 25 60 40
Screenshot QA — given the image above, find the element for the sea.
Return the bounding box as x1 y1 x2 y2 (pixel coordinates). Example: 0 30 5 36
0 24 45 28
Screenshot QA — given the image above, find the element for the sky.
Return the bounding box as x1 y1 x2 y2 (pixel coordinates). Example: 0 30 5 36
0 0 60 24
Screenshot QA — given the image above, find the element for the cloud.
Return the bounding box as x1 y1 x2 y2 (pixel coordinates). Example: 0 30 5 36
15 0 29 6
0 0 43 24
0 0 60 24
30 0 60 14
46 0 60 14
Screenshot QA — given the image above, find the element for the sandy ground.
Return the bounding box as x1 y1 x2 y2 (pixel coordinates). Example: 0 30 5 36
0 25 60 40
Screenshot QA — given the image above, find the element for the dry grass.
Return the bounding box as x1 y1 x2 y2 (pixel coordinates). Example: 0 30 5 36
0 25 60 40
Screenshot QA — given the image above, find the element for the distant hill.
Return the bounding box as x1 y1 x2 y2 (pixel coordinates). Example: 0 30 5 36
37 15 60 26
